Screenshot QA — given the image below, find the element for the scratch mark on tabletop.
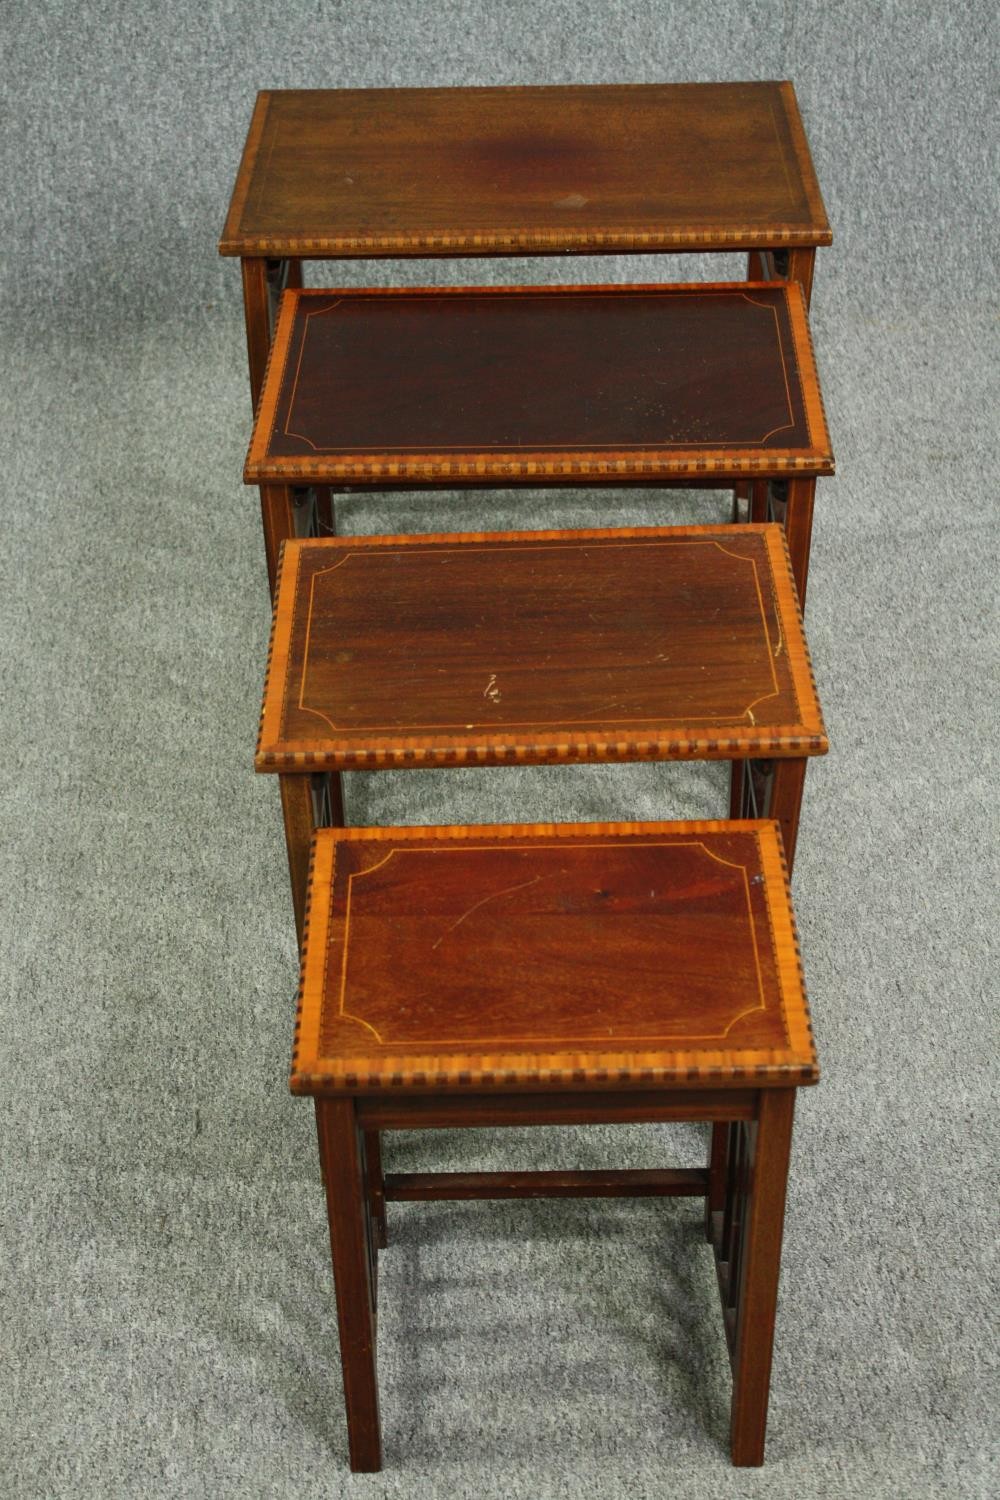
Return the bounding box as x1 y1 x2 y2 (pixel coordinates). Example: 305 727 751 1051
431 875 544 950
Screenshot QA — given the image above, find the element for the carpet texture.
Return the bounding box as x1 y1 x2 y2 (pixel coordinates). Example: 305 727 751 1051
1 3 997 1497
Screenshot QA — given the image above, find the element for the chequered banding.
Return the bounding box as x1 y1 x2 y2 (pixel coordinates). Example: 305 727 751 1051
245 291 300 483
289 833 320 1088
778 80 832 239
222 225 832 257
793 285 834 460
776 521 826 728
771 831 820 1079
289 1060 818 1094
255 540 289 765
257 731 828 773
246 450 834 485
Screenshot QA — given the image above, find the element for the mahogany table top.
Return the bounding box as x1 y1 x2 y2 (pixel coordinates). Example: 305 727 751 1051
256 524 827 772
220 83 830 259
244 283 833 486
290 818 819 1094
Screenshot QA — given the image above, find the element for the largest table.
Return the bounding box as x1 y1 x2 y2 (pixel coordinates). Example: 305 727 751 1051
220 82 831 405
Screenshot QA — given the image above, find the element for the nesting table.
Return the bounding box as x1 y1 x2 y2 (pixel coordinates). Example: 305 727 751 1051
221 82 831 402
296 818 819 1471
220 80 835 1472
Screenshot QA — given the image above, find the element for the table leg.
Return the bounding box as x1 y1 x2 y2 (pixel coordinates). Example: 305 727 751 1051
314 488 338 536
786 247 815 308
241 256 303 409
733 759 807 877
267 255 302 330
279 775 315 945
781 477 816 607
278 771 346 945
770 247 816 309
705 1121 729 1241
746 249 767 281
316 1098 382 1472
729 1089 795 1466
259 484 297 596
733 249 770 518
750 481 770 523
240 257 271 411
766 758 807 875
243 259 307 594
364 1130 389 1250
728 761 744 820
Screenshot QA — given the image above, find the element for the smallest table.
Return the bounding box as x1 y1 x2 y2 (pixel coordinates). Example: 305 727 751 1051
292 817 819 1471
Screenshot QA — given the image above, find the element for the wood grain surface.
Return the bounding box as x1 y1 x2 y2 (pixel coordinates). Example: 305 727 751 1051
256 524 827 770
220 83 830 257
290 818 818 1094
245 282 833 484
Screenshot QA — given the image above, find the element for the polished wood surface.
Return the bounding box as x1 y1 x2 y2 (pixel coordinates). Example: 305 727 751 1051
290 818 818 1095
257 524 826 771
220 84 830 258
245 283 833 485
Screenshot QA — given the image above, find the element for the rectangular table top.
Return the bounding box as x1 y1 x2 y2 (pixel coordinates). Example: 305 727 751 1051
256 524 827 772
245 282 833 486
221 83 830 258
291 818 819 1094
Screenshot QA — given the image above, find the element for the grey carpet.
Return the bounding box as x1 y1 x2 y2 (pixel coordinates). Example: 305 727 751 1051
1 3 998 1497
